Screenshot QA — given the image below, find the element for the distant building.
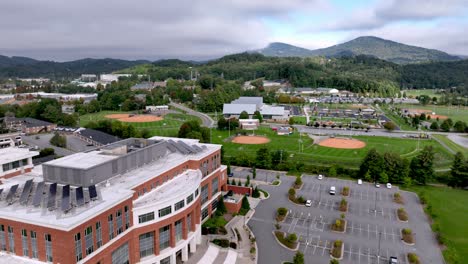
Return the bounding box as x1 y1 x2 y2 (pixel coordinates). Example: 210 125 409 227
3 117 57 134
223 97 287 120
22 92 97 103
0 147 39 179
154 81 167 88
0 132 23 149
99 74 132 83
73 128 120 146
62 104 75 114
239 119 260 130
131 82 155 91
80 74 97 82
146 105 169 112
17 78 50 83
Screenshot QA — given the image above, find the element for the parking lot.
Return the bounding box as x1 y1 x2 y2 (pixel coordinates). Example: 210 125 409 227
249 173 444 264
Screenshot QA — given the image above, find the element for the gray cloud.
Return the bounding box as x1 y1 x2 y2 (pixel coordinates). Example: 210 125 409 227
326 0 467 31
0 0 325 61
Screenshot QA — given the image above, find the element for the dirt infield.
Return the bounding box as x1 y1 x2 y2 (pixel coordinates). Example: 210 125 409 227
105 114 163 123
427 114 448 120
318 138 366 149
232 136 270 144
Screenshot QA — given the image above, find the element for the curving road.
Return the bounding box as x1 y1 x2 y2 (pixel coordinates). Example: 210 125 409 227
169 102 215 127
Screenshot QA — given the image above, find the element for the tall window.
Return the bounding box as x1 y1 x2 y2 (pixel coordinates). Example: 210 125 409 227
108 214 114 240
124 206 130 229
158 206 172 218
111 242 129 264
186 194 194 204
201 185 209 204
30 231 38 259
174 200 185 211
160 256 171 264
187 213 192 232
21 229 28 256
45 234 53 262
85 226 94 255
138 212 154 223
211 198 219 211
0 225 6 251
96 222 102 248
7 226 14 253
159 225 170 250
139 232 154 258
201 207 209 220
175 220 183 242
75 232 82 261
212 177 219 195
116 210 123 235
195 188 199 197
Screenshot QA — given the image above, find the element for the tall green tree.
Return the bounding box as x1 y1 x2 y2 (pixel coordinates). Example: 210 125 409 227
359 149 384 182
253 110 263 123
293 251 305 264
449 152 468 188
239 110 249 119
255 147 272 169
409 146 434 185
383 152 409 183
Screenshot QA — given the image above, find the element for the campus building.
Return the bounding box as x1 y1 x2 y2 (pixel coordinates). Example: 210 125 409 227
0 137 227 264
0 147 39 179
222 97 287 120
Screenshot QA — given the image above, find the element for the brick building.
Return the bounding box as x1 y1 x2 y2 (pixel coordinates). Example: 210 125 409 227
0 147 39 179
3 117 57 135
0 137 227 264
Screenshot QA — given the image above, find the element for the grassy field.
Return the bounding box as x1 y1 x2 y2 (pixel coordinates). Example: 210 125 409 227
213 126 453 169
402 89 441 99
394 104 468 123
79 111 200 137
405 185 468 263
432 134 468 157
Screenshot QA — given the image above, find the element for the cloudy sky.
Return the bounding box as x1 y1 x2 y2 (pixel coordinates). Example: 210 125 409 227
0 0 467 61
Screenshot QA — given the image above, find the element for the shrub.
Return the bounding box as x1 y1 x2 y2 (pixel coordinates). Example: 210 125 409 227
277 207 287 216
297 196 305 204
272 180 280 185
341 186 349 196
331 240 343 258
294 176 302 188
274 231 297 249
331 219 345 232
230 242 237 249
407 253 420 264
340 213 345 219
330 260 340 264
339 198 348 212
293 251 304 264
250 246 256 254
287 233 298 243
402 228 414 244
393 192 404 204
212 239 230 248
288 188 296 196
397 208 408 221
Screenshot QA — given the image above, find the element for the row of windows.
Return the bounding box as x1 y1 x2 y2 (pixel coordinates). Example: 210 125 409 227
0 225 51 262
137 189 199 224
2 158 29 172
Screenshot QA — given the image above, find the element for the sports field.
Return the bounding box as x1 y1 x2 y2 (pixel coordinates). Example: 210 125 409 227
406 185 468 263
79 111 201 137
396 104 468 123
213 126 453 169
402 89 441 99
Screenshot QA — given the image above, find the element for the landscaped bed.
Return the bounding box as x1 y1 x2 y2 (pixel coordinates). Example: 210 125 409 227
274 231 298 250
339 198 348 212
407 253 421 264
393 192 404 204
288 188 305 205
341 186 350 196
402 228 415 244
397 208 409 222
276 207 288 222
331 240 343 259
330 218 346 232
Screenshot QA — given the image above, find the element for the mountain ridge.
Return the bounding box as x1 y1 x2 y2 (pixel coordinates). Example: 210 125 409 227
256 36 460 64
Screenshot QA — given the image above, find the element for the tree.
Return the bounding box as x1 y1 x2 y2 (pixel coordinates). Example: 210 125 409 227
419 113 426 121
440 120 451 132
178 120 209 142
50 132 66 148
328 166 337 177
289 117 295 125
239 110 249 119
449 152 468 188
430 121 439 130
383 121 397 131
245 175 251 187
383 152 409 183
253 110 263 123
419 95 430 105
252 166 256 179
446 118 454 127
409 146 434 185
241 195 250 211
255 147 272 169
453 121 466 132
217 116 228 130
379 171 389 183
293 251 304 264
359 149 384 183
217 196 227 214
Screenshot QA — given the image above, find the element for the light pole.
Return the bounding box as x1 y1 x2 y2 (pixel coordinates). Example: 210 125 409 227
377 231 382 261
307 213 310 245
228 118 231 137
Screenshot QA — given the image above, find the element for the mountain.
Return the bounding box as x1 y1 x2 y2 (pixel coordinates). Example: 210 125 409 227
256 36 460 64
0 56 150 78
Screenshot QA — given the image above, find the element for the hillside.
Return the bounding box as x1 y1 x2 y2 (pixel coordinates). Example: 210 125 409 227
256 36 460 64
0 57 150 78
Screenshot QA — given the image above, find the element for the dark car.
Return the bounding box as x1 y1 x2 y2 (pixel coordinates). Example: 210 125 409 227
228 172 234 177
389 256 398 263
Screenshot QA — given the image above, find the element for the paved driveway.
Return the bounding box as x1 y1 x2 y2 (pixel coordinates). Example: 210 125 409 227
249 174 444 264
22 133 74 156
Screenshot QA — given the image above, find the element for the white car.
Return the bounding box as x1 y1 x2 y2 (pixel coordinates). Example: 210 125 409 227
375 182 381 188
329 186 336 195
305 200 312 207
386 183 392 189
318 174 323 180
357 179 362 185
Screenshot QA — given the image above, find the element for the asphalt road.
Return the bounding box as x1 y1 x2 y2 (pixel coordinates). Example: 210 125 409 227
22 133 75 156
249 173 444 264
169 102 215 127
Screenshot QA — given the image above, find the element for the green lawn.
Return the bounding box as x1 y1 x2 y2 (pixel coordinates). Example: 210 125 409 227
291 116 307 124
394 104 468 123
402 89 441 99
405 186 468 263
79 111 201 137
214 126 453 169
380 106 417 131
432 134 468 157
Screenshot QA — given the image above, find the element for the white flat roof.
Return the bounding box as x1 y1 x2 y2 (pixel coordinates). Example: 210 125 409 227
223 104 256 115
0 148 39 165
44 150 120 169
0 138 221 230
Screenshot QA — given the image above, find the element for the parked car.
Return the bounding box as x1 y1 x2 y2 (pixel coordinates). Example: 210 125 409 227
318 174 323 180
305 200 312 207
329 186 336 195
357 179 362 185
228 172 234 177
386 183 392 189
389 256 398 263
375 182 381 188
